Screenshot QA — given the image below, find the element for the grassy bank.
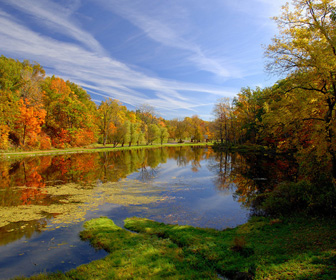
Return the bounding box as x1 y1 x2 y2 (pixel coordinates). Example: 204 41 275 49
16 216 336 280
0 142 212 160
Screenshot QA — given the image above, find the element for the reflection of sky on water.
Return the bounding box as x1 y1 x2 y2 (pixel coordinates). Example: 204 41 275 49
0 147 250 279
0 225 107 278
126 157 248 229
0 206 124 279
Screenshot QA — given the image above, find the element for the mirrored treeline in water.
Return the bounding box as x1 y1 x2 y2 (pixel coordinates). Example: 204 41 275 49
0 146 296 279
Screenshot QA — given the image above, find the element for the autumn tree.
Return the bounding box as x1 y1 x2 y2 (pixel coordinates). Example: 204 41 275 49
19 60 45 106
136 103 159 144
233 87 265 144
204 123 215 142
265 0 336 179
42 76 97 147
98 98 118 145
0 56 46 149
187 115 204 142
174 118 188 143
166 119 177 141
0 90 17 149
137 103 157 125
15 99 46 148
213 98 233 144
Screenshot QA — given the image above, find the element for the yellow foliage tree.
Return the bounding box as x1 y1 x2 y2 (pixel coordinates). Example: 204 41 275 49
265 0 336 179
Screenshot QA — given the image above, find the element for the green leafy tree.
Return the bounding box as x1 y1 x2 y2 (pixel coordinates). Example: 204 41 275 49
147 124 160 145
119 120 131 147
129 122 140 147
159 126 169 145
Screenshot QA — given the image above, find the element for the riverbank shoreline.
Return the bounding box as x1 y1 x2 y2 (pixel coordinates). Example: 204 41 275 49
0 142 212 160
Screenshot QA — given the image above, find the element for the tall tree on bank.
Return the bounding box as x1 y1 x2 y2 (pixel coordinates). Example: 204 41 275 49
174 118 187 143
234 87 265 144
98 98 117 146
213 98 233 144
0 56 46 149
159 126 169 145
265 0 336 180
147 124 160 145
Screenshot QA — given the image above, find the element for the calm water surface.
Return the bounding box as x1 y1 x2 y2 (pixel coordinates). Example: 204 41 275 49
0 146 295 279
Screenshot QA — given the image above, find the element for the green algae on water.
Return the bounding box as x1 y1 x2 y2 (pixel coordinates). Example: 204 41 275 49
0 179 162 228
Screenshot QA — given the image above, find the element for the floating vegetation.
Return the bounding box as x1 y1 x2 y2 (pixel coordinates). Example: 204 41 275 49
0 179 162 228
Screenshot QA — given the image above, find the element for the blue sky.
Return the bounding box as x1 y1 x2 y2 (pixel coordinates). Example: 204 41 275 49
0 0 287 120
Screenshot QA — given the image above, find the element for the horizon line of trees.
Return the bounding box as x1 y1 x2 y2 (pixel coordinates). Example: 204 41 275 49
0 55 216 151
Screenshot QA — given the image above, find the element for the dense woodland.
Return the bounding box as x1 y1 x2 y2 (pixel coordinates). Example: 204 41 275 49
213 0 336 215
1 0 336 214
0 55 216 150
0 55 208 151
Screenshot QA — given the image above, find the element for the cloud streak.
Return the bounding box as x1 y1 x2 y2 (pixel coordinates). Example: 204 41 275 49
0 4 237 118
95 0 242 80
3 0 106 54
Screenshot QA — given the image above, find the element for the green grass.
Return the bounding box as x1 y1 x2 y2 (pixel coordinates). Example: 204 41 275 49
1 142 212 159
15 216 336 280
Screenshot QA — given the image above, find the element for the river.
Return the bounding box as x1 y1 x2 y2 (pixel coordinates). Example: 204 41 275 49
0 146 295 279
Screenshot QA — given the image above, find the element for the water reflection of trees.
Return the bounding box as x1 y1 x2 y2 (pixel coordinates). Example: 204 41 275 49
207 151 246 194
0 147 298 209
0 147 211 207
0 147 299 247
208 151 298 206
0 146 213 247
0 218 48 246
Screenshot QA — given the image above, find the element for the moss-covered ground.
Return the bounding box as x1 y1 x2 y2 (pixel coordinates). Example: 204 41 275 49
15 216 336 279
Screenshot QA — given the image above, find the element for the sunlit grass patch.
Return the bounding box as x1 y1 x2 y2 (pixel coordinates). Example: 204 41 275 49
16 216 336 280
124 216 336 280
20 217 218 279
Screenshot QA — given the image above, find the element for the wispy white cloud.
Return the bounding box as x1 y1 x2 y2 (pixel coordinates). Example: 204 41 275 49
3 0 106 54
95 0 242 80
0 6 237 118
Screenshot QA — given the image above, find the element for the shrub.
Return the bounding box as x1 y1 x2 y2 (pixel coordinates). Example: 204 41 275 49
257 180 336 217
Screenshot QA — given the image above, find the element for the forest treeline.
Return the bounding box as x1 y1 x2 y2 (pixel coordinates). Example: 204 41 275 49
214 0 336 181
212 0 336 215
0 55 215 150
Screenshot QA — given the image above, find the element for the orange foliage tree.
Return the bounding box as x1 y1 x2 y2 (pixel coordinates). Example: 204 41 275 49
43 76 97 148
15 99 46 149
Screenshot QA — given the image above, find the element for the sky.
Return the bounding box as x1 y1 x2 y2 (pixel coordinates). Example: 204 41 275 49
0 0 288 120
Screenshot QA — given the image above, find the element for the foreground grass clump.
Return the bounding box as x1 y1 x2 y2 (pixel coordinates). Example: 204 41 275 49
18 216 336 280
18 217 218 280
125 217 336 279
